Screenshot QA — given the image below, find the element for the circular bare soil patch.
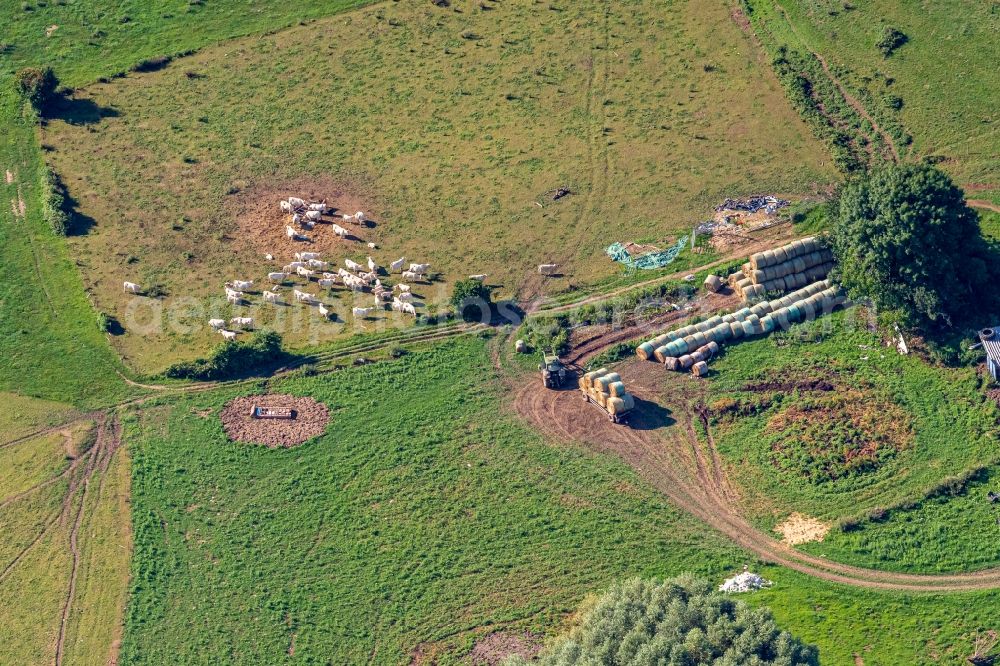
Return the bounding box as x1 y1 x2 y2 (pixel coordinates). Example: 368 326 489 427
469 631 544 666
220 394 330 448
224 175 381 260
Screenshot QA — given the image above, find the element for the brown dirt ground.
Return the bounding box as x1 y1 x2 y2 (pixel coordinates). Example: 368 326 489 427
775 513 829 546
220 394 330 448
224 175 381 261
469 631 544 666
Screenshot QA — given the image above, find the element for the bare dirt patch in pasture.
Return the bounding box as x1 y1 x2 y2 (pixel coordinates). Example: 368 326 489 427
4 170 13 184
775 513 829 545
225 176 381 260
469 631 544 666
220 394 330 448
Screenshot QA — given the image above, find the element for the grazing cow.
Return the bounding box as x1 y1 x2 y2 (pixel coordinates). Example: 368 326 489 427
469 274 487 281
220 330 238 341
287 196 305 208
268 272 288 283
262 291 281 304
317 278 336 288
318 303 331 318
292 213 302 225
367 256 379 272
389 257 406 273
409 263 430 274
395 283 411 293
345 278 366 292
332 224 349 238
374 293 392 305
265 253 274 261
397 291 414 302
286 225 297 239
123 281 142 294
224 287 244 299
308 259 330 270
305 210 322 222
352 307 375 318
208 318 226 329
308 202 327 213
296 266 315 278
230 280 254 291
279 200 292 213
287 261 307 270
367 242 377 249
300 219 315 231
226 293 242 305
345 259 363 272
358 271 377 285
390 299 404 312
230 317 254 329
296 252 320 261
293 289 316 303
401 302 417 315
354 211 366 223
401 270 419 281
538 263 558 275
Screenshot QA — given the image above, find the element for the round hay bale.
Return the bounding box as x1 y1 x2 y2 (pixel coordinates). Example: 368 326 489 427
788 239 804 256
799 300 816 320
752 269 766 284
609 381 627 397
704 274 724 293
679 354 695 369
622 394 635 411
750 253 765 271
772 308 790 330
607 397 627 415
729 321 745 338
636 342 656 360
691 350 706 364
664 356 680 371
706 340 720 355
741 320 756 336
691 361 709 377
515 339 527 353
654 345 670 363
773 247 789 264
692 332 709 347
786 303 802 321
760 315 775 334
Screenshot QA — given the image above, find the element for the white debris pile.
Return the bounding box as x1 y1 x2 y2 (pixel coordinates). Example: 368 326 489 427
718 571 772 593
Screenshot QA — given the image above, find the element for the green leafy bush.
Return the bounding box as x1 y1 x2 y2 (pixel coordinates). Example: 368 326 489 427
504 576 818 666
14 67 59 113
876 27 908 57
38 165 69 235
164 331 291 380
450 279 493 323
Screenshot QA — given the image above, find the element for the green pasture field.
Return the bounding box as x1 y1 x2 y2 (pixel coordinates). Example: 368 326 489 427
41 0 834 374
122 336 1000 665
743 0 1000 199
705 310 1000 532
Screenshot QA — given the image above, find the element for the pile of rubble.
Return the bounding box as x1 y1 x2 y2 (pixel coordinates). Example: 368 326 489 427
719 571 773 594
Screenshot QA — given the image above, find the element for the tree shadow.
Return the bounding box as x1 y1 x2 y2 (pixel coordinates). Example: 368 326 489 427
45 95 120 126
627 398 675 431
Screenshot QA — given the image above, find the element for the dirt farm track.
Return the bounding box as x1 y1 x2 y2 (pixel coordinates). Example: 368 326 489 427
508 321 1000 592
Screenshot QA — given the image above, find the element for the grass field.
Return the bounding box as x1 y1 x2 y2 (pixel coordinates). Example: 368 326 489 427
705 310 1000 534
41 0 835 374
744 0 1000 199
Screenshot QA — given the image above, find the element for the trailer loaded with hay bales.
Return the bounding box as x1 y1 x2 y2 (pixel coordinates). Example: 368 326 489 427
636 279 848 375
729 237 834 303
579 368 636 424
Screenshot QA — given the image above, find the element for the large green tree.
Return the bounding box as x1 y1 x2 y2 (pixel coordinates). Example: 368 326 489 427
504 576 818 666
831 164 989 329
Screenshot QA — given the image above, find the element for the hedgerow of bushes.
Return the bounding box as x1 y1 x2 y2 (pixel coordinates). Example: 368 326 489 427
163 331 292 380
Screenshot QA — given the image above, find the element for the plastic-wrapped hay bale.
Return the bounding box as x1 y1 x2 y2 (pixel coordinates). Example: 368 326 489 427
706 340 720 355
760 315 776 334
692 332 709 347
690 350 706 364
728 321 744 338
679 354 695 369
704 274 724 293
741 320 757 336
692 361 709 377
786 303 802 322
712 325 732 342
683 334 697 351
799 299 816 320
772 307 790 330
609 381 627 397
733 307 753 321
623 394 635 410
721 313 736 324
636 341 656 360
664 356 680 371
654 345 672 363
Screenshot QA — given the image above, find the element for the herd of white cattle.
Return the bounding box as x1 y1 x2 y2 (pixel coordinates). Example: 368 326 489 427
121 195 559 339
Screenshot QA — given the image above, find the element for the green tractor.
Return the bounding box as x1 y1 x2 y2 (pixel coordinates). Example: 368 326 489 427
539 352 568 389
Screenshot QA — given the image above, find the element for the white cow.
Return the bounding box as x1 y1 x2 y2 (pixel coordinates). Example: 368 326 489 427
296 252 320 261
318 303 331 318
401 302 417 315
308 202 327 213
367 242 377 249
296 266 315 278
395 283 411 293
367 256 379 272
538 263 558 275
208 318 226 329
352 307 375 318
123 281 142 294
262 291 281 304
230 280 254 291
401 270 419 281
331 224 349 238
230 317 254 329
396 291 414 302
224 287 244 299
354 211 366 223
469 274 487 281
226 293 242 305
220 330 238 341
287 261 307 270
345 278 366 292
279 200 292 213
286 225 297 239
389 257 406 273
374 293 392 305
317 278 336 288
292 213 302 225
305 210 322 222
287 196 305 208
409 263 430 274
308 259 330 270
268 272 288 283
345 259 363 272
358 271 377 285
293 289 316 303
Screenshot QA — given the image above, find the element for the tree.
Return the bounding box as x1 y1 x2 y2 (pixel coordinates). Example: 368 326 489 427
876 27 907 57
831 164 990 329
14 67 60 113
504 576 818 666
451 279 493 323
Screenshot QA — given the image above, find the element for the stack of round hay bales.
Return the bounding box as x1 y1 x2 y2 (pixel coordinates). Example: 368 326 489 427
733 236 835 303
581 368 635 416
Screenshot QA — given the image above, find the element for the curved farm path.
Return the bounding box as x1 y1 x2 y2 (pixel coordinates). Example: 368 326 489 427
969 199 1000 214
509 320 1000 591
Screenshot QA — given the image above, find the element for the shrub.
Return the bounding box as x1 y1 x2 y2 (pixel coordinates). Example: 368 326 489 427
164 331 291 380
38 165 69 235
15 66 60 113
504 576 818 666
450 279 493 323
876 26 907 57
132 55 173 73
